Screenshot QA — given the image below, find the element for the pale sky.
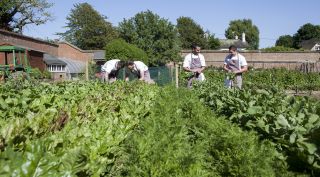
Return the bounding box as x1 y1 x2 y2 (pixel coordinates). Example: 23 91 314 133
23 0 320 49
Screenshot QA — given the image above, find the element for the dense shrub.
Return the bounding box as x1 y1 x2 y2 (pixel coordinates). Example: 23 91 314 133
42 69 51 79
105 39 148 64
29 68 43 79
261 46 298 52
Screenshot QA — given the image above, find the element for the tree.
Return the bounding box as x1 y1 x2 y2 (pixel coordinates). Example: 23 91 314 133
58 3 118 50
0 0 53 33
176 17 207 49
176 17 220 50
293 23 320 48
118 10 181 66
205 31 220 50
225 19 259 50
275 35 294 48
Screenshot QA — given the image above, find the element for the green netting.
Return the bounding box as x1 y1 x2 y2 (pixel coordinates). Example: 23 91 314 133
149 66 176 86
90 64 176 86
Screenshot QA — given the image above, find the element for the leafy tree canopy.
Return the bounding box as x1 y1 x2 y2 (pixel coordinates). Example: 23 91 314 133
118 10 181 66
275 35 294 48
176 17 220 50
57 3 118 50
293 23 320 48
176 16 206 49
225 19 259 50
0 0 53 33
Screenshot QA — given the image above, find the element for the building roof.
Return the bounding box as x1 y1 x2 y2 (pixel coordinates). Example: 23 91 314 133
0 43 48 53
58 41 84 52
59 58 86 74
219 39 249 49
43 54 67 65
44 54 85 73
0 45 26 52
0 29 58 47
300 38 320 50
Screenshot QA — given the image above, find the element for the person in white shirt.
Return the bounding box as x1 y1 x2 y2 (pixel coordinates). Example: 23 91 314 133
183 44 206 88
223 45 248 89
101 59 125 83
126 61 155 84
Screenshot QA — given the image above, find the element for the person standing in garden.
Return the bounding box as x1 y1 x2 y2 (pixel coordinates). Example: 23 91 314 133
101 59 125 83
183 44 206 88
223 45 248 89
125 61 155 84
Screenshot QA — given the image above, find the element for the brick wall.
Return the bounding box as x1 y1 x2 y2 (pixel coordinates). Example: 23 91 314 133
58 42 93 63
0 30 58 56
181 50 320 69
28 51 46 71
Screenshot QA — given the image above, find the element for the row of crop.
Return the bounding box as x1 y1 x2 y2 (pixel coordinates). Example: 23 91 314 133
0 81 296 176
194 68 320 91
194 81 320 175
0 81 158 176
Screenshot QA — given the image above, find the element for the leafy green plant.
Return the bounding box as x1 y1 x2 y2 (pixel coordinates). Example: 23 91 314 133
29 68 43 79
194 80 320 175
105 39 148 65
123 87 290 177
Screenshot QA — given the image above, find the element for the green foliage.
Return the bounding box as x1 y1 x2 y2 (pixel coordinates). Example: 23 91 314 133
118 10 181 66
293 23 320 49
42 69 51 79
203 68 320 91
176 17 220 50
261 46 296 52
0 81 293 176
0 81 159 176
0 0 53 33
206 32 221 49
29 68 51 80
194 76 320 175
225 19 260 50
29 68 43 79
105 39 148 64
276 35 294 48
57 3 118 50
176 16 207 49
123 87 286 177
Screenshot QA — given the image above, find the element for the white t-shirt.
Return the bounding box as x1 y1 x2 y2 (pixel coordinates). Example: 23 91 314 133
101 59 120 73
224 53 247 71
183 53 206 81
133 61 148 72
183 53 206 68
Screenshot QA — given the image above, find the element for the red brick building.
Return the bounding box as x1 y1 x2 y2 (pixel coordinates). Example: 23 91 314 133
0 29 93 79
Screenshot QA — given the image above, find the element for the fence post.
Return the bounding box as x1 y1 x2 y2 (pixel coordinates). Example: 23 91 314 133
171 66 174 82
175 63 179 88
85 60 89 81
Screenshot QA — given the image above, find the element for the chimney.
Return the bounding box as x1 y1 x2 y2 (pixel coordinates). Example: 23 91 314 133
242 32 246 42
235 35 238 40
